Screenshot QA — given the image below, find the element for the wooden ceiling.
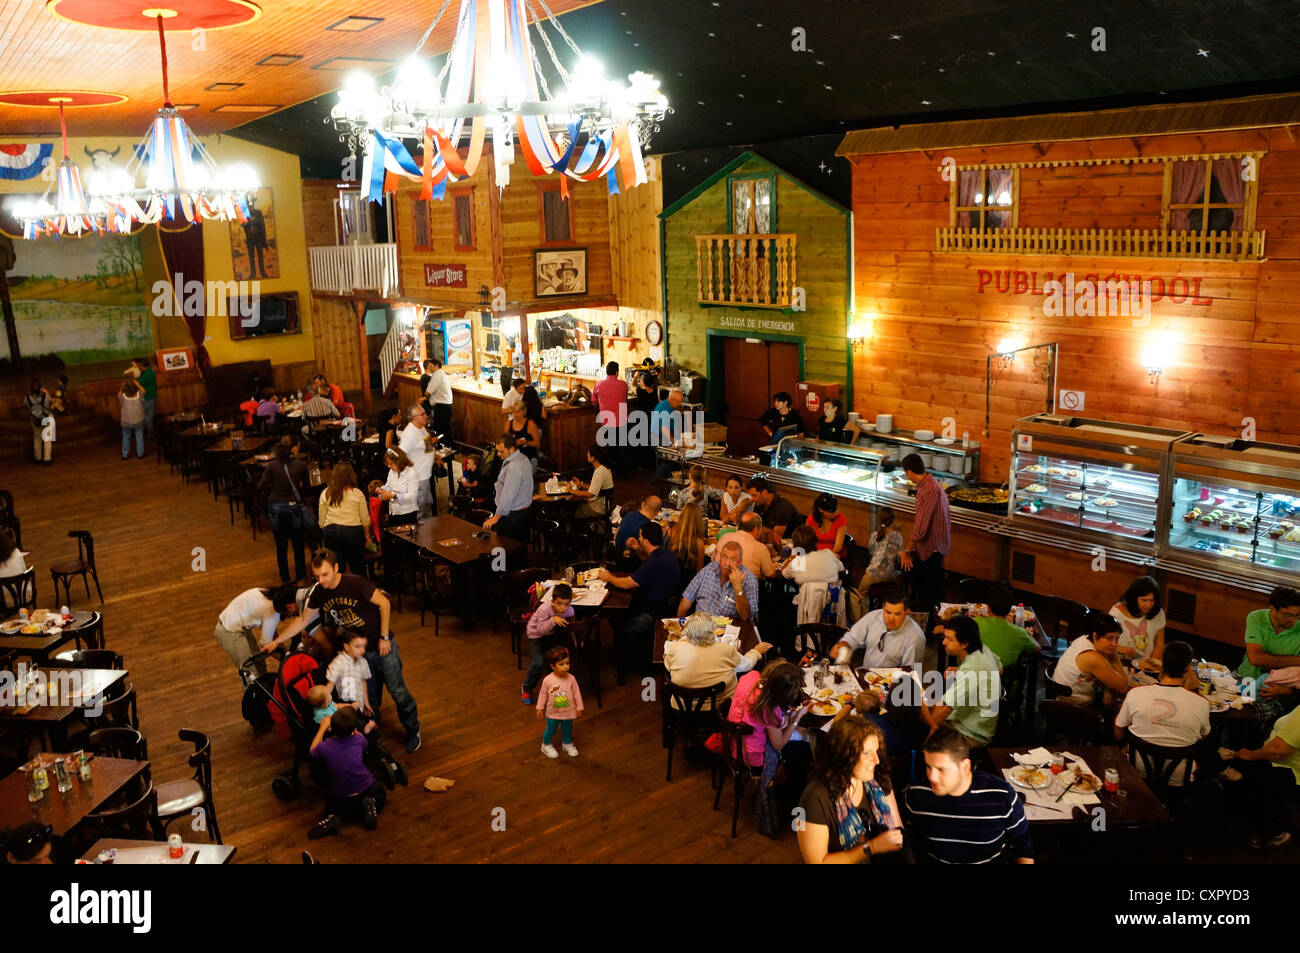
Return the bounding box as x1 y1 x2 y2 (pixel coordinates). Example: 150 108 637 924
0 0 603 137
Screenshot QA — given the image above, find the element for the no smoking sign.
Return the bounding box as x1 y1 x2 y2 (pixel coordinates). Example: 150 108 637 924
1058 389 1085 412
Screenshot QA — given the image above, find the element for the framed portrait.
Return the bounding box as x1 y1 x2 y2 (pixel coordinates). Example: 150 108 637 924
534 247 587 297
228 186 279 280
156 347 193 373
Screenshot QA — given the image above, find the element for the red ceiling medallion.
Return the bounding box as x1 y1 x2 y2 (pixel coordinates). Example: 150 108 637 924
45 0 261 31
0 90 129 108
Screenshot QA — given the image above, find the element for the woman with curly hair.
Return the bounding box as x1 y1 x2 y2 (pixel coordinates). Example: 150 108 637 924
790 712 904 863
797 715 907 864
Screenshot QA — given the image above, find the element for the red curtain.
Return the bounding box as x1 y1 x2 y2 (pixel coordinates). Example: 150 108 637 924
156 223 209 376
957 169 980 228
1170 161 1205 231
1212 157 1245 232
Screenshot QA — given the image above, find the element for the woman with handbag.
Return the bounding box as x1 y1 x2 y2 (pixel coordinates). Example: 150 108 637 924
319 462 370 576
259 439 311 584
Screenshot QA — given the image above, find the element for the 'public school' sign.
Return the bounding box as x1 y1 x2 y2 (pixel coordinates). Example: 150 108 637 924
424 264 467 288
976 268 1212 306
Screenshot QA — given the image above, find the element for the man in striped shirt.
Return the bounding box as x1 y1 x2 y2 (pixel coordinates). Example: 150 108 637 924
898 453 951 620
902 727 1034 864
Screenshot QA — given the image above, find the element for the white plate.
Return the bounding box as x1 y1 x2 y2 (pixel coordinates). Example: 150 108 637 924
933 437 955 446
1008 766 1052 790
807 698 843 717
913 429 935 441
0 620 24 635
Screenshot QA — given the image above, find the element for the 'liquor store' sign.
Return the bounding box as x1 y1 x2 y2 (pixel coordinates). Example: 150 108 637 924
424 264 467 288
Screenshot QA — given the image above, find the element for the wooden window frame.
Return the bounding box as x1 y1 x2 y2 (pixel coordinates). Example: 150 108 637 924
1161 156 1256 236
450 185 476 251
537 182 574 246
412 196 432 252
725 171 778 235
949 167 1019 231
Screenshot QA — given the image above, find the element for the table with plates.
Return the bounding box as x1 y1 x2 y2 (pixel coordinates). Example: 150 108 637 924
992 745 1171 829
0 667 130 750
80 838 237 865
654 616 759 664
0 756 150 837
0 610 99 662
537 574 630 707
798 663 924 729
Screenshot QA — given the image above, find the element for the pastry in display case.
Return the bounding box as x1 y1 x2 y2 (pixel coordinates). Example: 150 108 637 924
1008 415 1189 547
1165 434 1300 577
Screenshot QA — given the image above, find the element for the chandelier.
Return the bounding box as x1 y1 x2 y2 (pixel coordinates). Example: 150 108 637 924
329 0 669 202
84 14 259 229
12 101 107 239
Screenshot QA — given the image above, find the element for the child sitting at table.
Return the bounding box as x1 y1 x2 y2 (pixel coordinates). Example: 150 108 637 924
456 453 485 506
522 583 574 705
365 480 385 553
308 705 386 839
536 645 584 759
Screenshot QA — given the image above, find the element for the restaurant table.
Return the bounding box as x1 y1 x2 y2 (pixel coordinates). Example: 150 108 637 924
80 838 237 865
990 746 1172 829
164 411 201 425
536 577 632 707
0 667 129 750
0 757 150 837
386 514 525 621
0 610 100 663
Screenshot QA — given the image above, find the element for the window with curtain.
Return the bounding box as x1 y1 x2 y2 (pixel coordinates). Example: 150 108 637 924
954 168 1014 230
1167 158 1245 234
540 187 572 243
730 176 774 233
452 188 475 250
412 197 431 251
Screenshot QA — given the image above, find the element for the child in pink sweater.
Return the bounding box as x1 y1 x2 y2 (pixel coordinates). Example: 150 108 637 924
536 646 584 759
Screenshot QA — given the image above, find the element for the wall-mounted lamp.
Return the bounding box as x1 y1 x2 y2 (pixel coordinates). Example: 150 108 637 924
848 315 873 352
993 336 1020 372
1140 329 1178 385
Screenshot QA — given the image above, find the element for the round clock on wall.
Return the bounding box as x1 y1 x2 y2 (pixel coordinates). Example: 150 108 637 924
645 320 663 346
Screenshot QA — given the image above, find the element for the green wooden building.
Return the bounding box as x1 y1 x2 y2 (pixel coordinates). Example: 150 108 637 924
660 151 852 431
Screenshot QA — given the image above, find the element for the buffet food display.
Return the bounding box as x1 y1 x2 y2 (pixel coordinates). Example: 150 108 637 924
1007 414 1189 549
1163 434 1300 582
771 431 980 502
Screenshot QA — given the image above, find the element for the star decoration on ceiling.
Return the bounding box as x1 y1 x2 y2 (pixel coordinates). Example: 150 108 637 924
1065 32 1076 38
1196 48 1210 56
921 99 932 105
889 34 902 41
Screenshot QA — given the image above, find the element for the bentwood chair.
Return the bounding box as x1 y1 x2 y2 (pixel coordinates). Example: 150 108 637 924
507 568 553 668
50 531 103 605
84 783 163 843
86 726 149 761
793 622 846 659
155 729 223 845
662 680 725 782
712 717 758 838
0 567 37 619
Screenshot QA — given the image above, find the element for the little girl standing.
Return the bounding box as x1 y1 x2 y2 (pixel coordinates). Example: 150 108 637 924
536 646 584 758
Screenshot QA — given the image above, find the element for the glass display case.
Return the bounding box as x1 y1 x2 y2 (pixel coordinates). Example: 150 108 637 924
772 435 972 501
1008 415 1190 547
1163 434 1300 580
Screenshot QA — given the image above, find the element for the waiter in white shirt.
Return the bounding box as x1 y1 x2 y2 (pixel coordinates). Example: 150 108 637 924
501 377 525 420
483 432 534 542
398 403 437 517
424 357 453 448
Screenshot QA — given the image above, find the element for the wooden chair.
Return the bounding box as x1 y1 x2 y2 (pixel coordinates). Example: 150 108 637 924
86 726 148 761
712 716 758 838
57 648 123 670
418 551 452 635
85 783 163 842
52 612 105 660
994 653 1037 745
507 568 553 667
662 680 724 782
1038 699 1106 747
467 508 493 525
529 518 561 572
1051 596 1094 650
0 567 37 619
1123 731 1201 807
49 531 104 605
793 622 846 659
957 576 994 606
155 729 222 844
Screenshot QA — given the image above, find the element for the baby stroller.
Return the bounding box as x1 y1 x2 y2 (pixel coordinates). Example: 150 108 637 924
240 647 409 801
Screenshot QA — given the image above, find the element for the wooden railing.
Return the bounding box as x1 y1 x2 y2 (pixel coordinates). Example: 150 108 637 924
935 227 1266 261
694 233 797 308
308 243 399 296
378 316 405 397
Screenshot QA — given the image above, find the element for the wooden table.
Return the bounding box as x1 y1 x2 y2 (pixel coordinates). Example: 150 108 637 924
0 667 129 750
990 746 1172 829
177 423 225 439
81 838 237 865
387 514 525 621
0 757 149 837
0 611 100 663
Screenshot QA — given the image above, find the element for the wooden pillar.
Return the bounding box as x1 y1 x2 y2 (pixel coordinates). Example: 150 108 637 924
353 299 372 417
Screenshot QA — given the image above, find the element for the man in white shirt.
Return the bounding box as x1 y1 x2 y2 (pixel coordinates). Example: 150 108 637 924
831 584 925 668
424 358 453 448
1114 640 1211 786
398 403 436 517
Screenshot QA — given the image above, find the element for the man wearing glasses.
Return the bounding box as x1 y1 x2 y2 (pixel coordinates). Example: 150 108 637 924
1238 585 1300 730
830 583 925 668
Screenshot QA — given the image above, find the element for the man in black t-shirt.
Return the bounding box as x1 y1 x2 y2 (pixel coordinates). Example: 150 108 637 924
746 475 799 542
269 549 422 753
758 391 804 440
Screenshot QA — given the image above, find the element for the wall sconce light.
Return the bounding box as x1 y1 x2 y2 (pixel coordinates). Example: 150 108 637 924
477 284 491 307
993 336 1020 372
1140 329 1177 385
848 314 873 352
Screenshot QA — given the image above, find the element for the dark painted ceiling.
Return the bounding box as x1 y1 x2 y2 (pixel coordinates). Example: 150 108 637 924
228 0 1300 207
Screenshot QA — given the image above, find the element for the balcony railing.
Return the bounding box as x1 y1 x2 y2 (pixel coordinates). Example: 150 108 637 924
935 226 1266 261
309 243 399 297
694 233 797 308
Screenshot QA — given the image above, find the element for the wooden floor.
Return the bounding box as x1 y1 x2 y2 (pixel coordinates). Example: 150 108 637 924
7 439 803 863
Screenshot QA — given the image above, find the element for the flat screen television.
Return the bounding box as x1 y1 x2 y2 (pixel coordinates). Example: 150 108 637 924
228 290 300 339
